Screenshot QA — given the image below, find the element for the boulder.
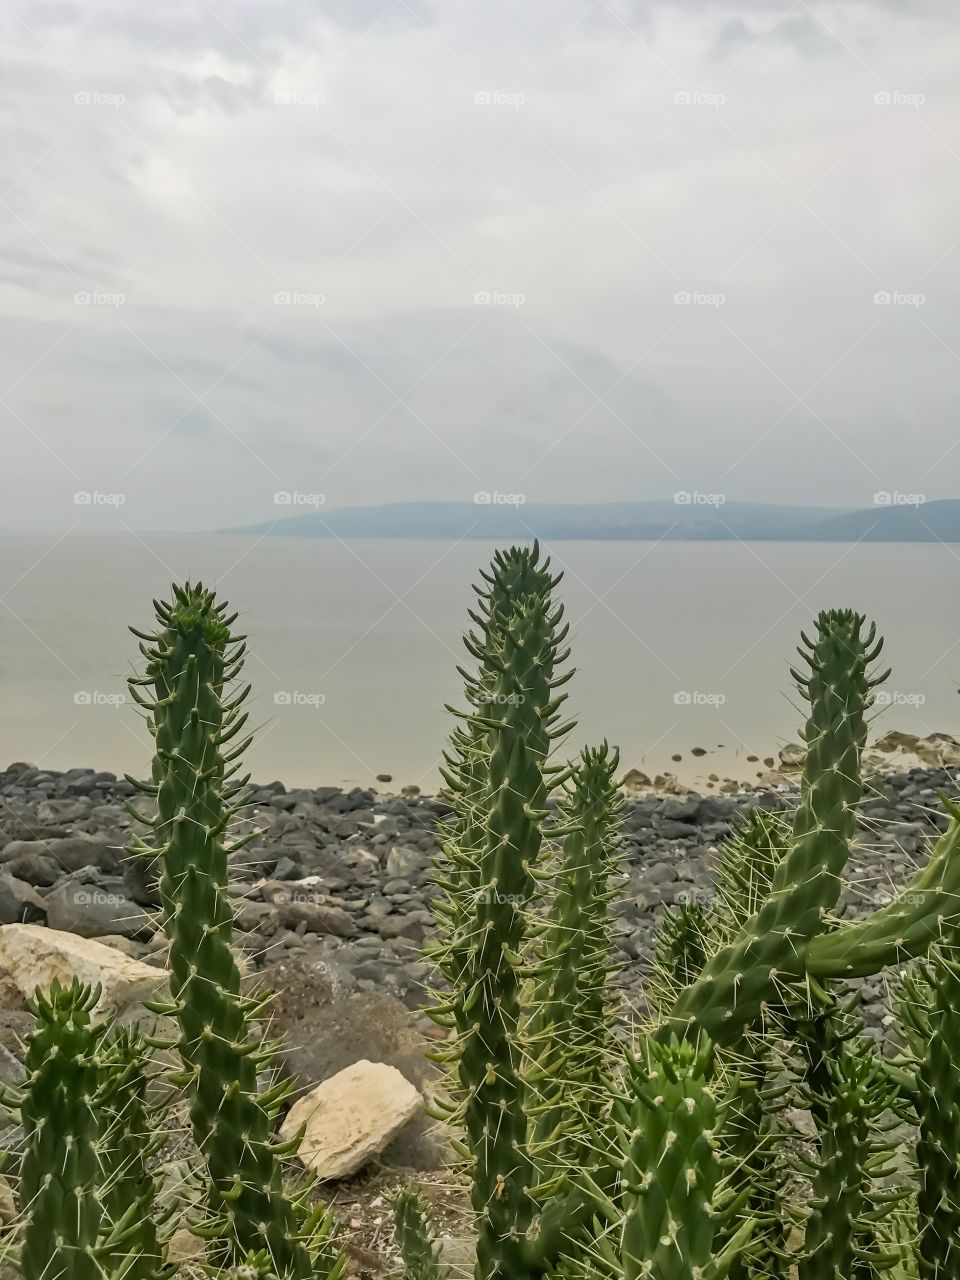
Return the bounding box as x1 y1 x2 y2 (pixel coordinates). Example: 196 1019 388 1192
259 948 446 1169
0 874 46 924
1 835 122 874
0 924 166 1014
45 880 153 940
280 1060 422 1180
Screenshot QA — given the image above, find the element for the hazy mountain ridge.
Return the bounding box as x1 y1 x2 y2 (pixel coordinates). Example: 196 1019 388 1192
223 498 960 541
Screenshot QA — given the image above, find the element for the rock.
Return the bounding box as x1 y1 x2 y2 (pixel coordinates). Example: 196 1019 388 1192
281 1060 422 1180
45 880 153 940
385 846 428 879
0 874 46 923
376 774 393 783
262 949 445 1169
622 768 651 790
1 835 123 874
167 1229 205 1264
778 743 806 770
0 924 166 1014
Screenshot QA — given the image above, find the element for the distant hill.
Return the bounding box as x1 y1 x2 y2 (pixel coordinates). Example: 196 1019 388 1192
222 498 960 542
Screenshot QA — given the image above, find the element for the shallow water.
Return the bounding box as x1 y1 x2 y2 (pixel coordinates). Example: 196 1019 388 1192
0 533 956 790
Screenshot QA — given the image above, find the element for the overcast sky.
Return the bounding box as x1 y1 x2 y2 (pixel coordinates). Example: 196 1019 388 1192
2 0 958 531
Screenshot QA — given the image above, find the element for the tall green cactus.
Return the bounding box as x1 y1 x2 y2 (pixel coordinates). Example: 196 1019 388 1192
460 594 572 1280
429 543 561 1120
525 743 623 1170
128 583 342 1279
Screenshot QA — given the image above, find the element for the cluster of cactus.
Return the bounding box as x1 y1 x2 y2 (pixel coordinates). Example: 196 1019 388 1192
397 547 960 1280
1 584 345 1280
3 553 960 1280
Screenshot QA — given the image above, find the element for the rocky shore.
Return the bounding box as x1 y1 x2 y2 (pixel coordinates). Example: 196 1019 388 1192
0 749 955 1191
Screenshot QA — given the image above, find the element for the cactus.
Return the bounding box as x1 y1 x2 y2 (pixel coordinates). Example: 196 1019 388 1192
587 1035 755 1280
16 980 108 1280
525 743 623 1171
128 583 343 1278
392 1188 443 1280
797 1034 906 1279
97 1028 171 1280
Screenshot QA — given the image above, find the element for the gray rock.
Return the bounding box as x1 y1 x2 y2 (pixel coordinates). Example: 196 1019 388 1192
45 879 154 939
0 874 46 924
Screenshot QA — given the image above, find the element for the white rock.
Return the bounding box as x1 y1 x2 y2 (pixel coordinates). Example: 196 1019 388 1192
0 924 166 1014
281 1059 422 1180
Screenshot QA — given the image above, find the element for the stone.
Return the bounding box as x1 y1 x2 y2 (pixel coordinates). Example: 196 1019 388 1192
45 880 153 940
0 873 46 923
778 743 806 769
622 768 652 790
0 924 166 1014
261 949 445 1169
280 1060 422 1180
385 846 428 879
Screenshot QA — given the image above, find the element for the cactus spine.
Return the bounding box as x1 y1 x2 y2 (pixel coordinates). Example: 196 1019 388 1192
128 583 341 1278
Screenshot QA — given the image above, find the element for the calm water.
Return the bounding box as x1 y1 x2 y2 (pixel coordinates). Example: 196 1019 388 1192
0 534 956 791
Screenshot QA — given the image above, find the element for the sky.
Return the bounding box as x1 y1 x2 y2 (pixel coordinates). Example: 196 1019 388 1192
2 0 959 531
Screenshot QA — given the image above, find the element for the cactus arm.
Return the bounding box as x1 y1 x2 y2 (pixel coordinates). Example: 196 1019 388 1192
660 611 880 1047
806 805 960 979
130 584 342 1279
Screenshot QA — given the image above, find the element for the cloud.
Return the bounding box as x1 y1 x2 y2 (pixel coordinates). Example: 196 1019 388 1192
1 0 959 530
